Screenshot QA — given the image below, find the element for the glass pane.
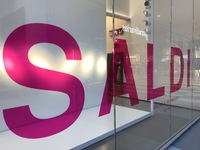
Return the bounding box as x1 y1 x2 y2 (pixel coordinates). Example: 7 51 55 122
153 0 171 142
114 0 154 149
0 0 114 150
170 0 194 134
193 0 200 118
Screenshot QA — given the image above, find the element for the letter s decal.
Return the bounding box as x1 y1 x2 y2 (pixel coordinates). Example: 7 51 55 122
3 23 84 138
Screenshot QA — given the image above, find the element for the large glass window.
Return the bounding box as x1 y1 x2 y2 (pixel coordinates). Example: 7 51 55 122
0 0 200 150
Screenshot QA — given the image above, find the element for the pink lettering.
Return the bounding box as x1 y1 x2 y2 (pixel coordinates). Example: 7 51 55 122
99 38 138 116
187 49 190 87
2 22 192 138
3 23 84 138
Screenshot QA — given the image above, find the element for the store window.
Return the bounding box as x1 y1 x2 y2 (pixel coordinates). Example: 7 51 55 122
0 0 200 150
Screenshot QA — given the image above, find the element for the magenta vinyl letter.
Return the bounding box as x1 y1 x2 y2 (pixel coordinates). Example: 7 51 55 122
3 23 84 138
187 49 190 87
99 38 138 116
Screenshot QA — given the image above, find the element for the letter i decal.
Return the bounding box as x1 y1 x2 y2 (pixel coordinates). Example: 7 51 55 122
187 49 190 87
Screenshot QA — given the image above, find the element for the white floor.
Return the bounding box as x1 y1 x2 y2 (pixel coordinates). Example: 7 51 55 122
0 105 151 150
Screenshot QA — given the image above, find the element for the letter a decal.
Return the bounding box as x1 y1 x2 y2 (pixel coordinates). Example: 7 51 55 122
99 38 138 116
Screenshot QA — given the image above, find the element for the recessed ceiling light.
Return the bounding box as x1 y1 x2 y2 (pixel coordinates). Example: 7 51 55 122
157 15 161 18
